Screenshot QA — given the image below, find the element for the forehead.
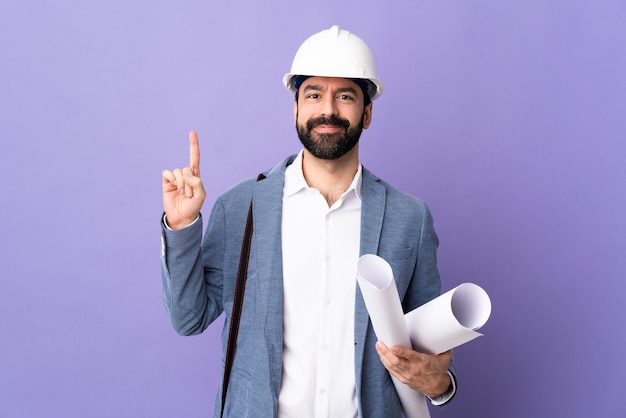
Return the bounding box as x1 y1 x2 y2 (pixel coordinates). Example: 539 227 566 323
300 76 362 93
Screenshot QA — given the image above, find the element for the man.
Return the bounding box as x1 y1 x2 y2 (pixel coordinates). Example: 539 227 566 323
161 25 456 417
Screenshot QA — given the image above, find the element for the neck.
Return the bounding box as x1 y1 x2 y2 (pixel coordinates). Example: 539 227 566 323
301 147 359 206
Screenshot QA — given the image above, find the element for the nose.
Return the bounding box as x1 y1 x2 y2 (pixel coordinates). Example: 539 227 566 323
319 95 338 117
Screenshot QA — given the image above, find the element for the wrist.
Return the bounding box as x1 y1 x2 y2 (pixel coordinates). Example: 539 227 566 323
428 372 452 399
163 213 199 230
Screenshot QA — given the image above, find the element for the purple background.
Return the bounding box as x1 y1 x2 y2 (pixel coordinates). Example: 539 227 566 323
2 1 625 417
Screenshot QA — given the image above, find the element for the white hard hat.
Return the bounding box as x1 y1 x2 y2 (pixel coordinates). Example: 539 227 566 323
283 25 383 100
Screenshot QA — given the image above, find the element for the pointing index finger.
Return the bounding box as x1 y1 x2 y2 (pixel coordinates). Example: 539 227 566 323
189 130 200 177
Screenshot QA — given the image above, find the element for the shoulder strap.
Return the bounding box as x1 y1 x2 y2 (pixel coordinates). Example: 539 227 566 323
220 173 265 417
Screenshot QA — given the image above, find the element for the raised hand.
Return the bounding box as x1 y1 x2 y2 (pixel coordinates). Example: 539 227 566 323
162 131 207 230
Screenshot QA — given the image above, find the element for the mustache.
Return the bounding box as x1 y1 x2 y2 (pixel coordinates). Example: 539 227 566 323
306 115 350 131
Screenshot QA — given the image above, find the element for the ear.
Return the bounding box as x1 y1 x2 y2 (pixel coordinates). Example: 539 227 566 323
362 102 373 129
293 101 298 126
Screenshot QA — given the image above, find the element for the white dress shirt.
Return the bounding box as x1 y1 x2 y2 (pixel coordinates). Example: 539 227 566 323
278 150 361 418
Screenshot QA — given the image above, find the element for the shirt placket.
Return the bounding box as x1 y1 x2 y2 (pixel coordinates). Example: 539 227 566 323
315 204 333 418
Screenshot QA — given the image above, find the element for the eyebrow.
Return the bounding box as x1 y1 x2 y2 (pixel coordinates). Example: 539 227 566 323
303 84 359 96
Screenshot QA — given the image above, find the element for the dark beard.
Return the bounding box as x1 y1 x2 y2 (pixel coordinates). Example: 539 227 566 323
296 114 364 160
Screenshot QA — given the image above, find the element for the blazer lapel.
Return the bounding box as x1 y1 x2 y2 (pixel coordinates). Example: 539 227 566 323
354 168 386 387
249 156 293 397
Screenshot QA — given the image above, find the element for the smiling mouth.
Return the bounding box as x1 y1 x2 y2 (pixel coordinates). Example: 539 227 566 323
313 124 343 133
307 115 350 133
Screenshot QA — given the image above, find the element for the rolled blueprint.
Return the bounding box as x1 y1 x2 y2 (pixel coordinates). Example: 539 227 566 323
356 254 431 418
405 282 491 355
356 254 492 418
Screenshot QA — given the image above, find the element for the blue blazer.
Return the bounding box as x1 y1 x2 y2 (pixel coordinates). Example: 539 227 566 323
161 155 455 417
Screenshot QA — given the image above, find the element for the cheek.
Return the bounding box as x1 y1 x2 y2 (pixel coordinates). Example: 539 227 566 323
295 109 315 127
349 112 364 128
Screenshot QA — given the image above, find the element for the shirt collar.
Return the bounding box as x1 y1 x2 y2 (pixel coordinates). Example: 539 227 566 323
284 149 363 201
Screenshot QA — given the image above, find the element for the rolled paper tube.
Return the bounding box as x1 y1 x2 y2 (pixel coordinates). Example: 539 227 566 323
405 283 492 355
357 254 431 418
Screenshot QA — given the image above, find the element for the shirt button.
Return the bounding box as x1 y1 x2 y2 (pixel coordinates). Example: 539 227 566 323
322 344 328 350
320 388 326 394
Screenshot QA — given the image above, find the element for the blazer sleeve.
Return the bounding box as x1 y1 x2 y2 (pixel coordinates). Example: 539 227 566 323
160 201 226 336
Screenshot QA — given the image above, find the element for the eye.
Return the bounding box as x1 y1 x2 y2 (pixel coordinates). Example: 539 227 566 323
338 94 355 101
305 93 320 100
